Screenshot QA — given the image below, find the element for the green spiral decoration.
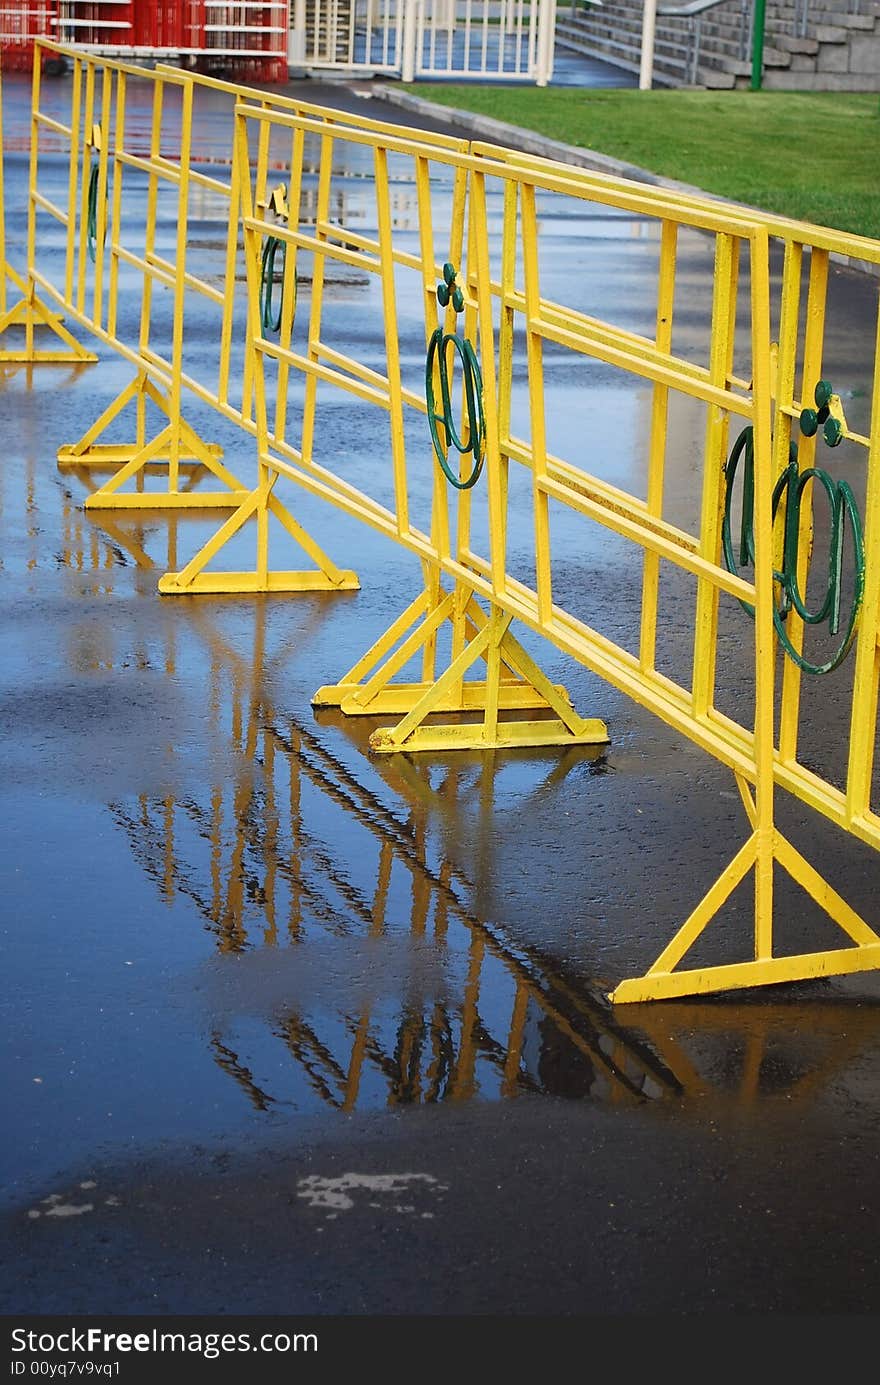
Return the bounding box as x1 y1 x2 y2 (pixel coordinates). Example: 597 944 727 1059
86 163 99 264
721 425 864 675
259 235 296 335
425 263 485 491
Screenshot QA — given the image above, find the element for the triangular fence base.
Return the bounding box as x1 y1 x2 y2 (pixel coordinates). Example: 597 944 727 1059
609 820 880 1003
56 371 247 511
158 475 359 596
0 267 98 363
313 582 609 754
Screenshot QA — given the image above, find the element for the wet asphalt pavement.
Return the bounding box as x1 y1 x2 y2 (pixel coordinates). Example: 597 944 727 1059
2 63 880 1336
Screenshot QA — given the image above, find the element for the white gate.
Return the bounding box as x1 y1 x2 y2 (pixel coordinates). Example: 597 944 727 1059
290 0 556 83
412 0 556 83
290 0 403 72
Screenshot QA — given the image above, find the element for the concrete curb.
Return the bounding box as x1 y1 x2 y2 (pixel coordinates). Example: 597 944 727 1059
373 84 880 280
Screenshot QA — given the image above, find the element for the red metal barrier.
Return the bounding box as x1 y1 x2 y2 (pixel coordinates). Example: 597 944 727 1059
188 3 290 82
0 2 60 71
131 0 184 50
55 3 135 49
1 2 290 80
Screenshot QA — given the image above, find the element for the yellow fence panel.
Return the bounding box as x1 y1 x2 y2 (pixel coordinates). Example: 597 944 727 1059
5 42 880 1003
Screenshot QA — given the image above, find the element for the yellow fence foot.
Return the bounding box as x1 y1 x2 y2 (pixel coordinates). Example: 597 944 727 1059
57 371 244 510
159 569 360 595
314 581 608 755
157 478 359 596
608 823 880 1003
0 267 98 363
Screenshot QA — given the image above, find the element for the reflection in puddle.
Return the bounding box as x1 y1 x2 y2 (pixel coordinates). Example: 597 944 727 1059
49 501 874 1120
110 606 675 1111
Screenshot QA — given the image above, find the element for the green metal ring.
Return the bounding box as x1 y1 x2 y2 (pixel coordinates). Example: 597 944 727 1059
721 424 864 675
86 163 99 264
259 235 296 335
425 327 486 490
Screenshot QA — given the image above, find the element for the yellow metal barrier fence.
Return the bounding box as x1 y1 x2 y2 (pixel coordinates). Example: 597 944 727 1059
8 42 880 1003
16 38 466 557
0 59 97 362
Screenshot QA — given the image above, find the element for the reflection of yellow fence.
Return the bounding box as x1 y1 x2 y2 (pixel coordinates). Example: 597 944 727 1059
42 506 880 1110
99 594 677 1109
5 40 880 1002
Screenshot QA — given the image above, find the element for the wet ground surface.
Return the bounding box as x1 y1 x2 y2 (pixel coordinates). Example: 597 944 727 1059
2 66 880 1322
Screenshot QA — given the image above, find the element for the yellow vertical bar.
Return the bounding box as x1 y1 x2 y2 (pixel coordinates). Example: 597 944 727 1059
92 65 112 333
469 168 504 597
217 110 245 411
76 60 95 315
373 144 410 537
483 616 504 742
168 79 195 494
255 100 272 233
455 213 476 563
420 560 441 685
845 289 880 822
691 231 739 719
749 226 776 961
237 107 272 580
271 126 304 442
247 103 273 431
496 179 517 482
107 69 126 344
140 75 163 359
27 46 47 355
520 182 552 625
62 56 82 309
416 152 454 572
639 218 677 671
300 129 333 467
447 581 469 705
779 246 828 763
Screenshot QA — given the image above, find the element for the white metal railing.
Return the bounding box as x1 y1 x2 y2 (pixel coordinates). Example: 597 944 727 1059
795 0 869 36
656 0 751 83
289 0 557 82
656 0 870 81
412 0 554 82
290 0 403 69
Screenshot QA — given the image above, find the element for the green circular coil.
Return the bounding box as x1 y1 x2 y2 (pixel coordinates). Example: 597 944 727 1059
259 235 295 335
86 163 99 264
425 327 486 491
721 425 864 675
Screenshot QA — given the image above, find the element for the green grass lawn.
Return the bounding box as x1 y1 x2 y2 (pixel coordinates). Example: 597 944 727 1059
400 87 880 241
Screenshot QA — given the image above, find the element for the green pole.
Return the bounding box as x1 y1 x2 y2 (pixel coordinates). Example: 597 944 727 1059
751 0 766 90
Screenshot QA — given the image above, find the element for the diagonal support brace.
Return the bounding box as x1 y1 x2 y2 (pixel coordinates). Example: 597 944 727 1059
314 580 609 754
